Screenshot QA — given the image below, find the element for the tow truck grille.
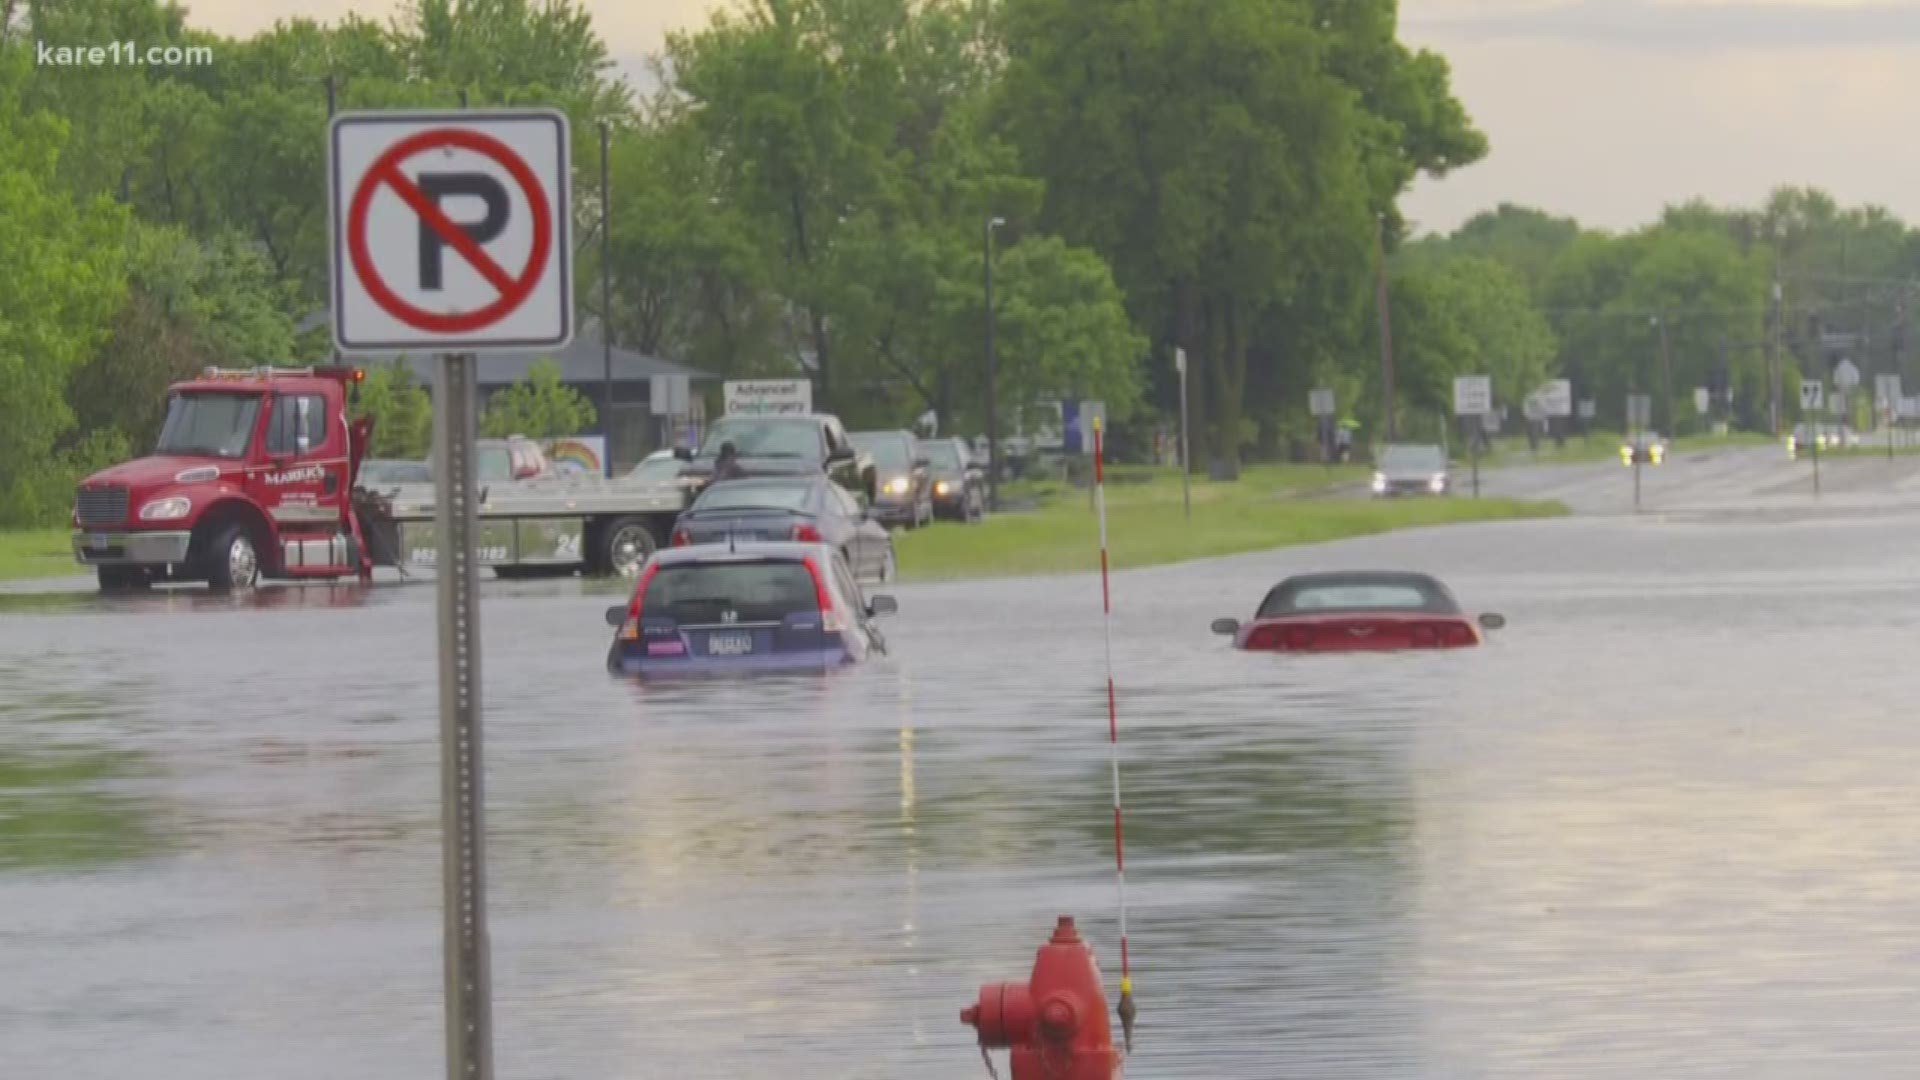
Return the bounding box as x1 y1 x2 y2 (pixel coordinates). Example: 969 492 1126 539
75 485 129 526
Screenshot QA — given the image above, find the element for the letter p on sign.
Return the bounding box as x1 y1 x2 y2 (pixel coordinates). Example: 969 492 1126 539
328 109 573 354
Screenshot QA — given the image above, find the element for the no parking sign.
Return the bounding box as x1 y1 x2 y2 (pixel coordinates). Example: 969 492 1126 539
327 109 572 353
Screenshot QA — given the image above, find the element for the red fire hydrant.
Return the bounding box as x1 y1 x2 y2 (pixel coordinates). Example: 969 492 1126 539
961 916 1124 1079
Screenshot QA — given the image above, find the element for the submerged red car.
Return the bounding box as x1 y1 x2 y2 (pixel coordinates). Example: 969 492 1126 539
1211 571 1504 653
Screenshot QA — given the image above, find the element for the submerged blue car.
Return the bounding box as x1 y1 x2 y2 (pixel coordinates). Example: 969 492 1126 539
605 540 897 677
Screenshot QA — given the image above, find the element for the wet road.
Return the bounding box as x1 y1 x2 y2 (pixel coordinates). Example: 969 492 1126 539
5 472 1920 1078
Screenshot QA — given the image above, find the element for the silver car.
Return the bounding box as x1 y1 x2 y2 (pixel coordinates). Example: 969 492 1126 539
1371 444 1450 497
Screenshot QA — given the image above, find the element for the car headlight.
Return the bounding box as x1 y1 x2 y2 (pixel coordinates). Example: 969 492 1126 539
139 496 191 521
1371 472 1386 492
934 480 953 495
884 477 911 495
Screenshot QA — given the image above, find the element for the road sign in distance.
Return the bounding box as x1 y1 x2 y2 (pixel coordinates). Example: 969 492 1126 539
1800 380 1824 411
329 109 572 353
1534 379 1572 417
1578 399 1597 421
1454 375 1492 417
1875 373 1902 407
1833 359 1861 390
1693 387 1710 414
1308 388 1336 417
1626 393 1652 429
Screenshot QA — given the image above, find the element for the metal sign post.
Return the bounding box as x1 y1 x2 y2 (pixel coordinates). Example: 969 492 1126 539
433 352 493 1080
1308 388 1336 477
328 108 573 1080
1626 392 1652 513
1800 379 1823 496
1175 348 1191 521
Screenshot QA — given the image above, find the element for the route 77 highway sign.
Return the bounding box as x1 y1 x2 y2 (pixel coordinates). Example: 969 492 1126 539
1800 380 1824 411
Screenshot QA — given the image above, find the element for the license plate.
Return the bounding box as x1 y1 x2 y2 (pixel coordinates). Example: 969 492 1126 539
89 533 109 549
706 631 754 656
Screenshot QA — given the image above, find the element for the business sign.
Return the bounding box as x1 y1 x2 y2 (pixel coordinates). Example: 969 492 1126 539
1533 379 1573 418
328 109 571 353
1453 375 1492 417
723 379 812 416
1308 388 1336 417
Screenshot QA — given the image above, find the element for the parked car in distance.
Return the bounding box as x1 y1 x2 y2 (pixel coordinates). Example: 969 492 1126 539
605 542 897 677
1211 571 1504 653
1620 430 1667 466
848 429 933 529
1372 443 1450 497
669 474 897 583
923 437 985 522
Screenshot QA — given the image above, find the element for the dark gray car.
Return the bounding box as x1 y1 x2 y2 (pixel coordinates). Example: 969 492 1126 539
667 475 897 583
848 429 933 529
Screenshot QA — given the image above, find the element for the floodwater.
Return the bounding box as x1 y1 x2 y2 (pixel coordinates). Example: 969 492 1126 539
5 460 1920 1078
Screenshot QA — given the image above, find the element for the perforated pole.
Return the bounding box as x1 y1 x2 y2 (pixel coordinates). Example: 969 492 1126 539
1091 417 1135 1052
435 352 494 1080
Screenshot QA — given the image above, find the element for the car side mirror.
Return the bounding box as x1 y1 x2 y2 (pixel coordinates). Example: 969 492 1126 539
605 605 627 627
1211 618 1240 636
828 445 856 463
1478 612 1506 631
868 594 898 617
672 447 693 462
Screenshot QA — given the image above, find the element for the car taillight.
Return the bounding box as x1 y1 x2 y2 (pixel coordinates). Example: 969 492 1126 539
671 528 691 547
1408 624 1438 648
625 562 661 633
802 555 845 633
1284 627 1315 650
1246 625 1282 650
1443 622 1477 647
792 522 823 542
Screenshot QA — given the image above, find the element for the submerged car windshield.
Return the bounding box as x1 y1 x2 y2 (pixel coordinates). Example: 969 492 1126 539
692 481 816 513
155 392 262 458
1378 445 1446 473
851 434 911 468
1258 575 1459 617
642 561 821 622
699 419 822 459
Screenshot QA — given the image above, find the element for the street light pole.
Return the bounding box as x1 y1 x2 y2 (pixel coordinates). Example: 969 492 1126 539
1374 216 1397 441
984 216 1005 511
1769 276 1783 437
1654 313 1674 437
600 121 614 476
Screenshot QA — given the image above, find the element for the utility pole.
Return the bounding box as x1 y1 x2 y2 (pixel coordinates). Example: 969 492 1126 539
1654 313 1674 437
984 217 1006 511
600 121 614 476
1175 347 1191 521
1769 275 1783 436
1374 216 1397 441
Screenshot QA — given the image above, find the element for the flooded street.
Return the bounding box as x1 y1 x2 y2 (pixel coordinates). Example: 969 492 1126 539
6 477 1920 1078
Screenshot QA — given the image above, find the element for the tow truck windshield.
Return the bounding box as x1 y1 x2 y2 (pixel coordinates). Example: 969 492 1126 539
155 392 262 459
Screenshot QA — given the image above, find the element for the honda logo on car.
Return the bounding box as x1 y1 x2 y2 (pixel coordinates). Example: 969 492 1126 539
263 464 326 485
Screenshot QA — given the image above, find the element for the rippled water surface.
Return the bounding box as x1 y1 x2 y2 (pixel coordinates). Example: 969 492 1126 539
4 497 1920 1078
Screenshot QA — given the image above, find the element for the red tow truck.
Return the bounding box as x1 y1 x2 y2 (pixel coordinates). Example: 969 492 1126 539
71 365 394 591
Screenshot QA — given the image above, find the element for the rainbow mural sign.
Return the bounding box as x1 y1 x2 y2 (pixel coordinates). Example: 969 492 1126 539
544 437 607 477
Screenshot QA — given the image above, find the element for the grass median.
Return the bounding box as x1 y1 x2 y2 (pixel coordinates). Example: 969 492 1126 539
0 529 73 583
896 464 1566 581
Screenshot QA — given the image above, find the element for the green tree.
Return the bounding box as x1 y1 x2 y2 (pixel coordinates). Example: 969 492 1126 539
353 362 434 458
0 46 131 524
479 359 596 438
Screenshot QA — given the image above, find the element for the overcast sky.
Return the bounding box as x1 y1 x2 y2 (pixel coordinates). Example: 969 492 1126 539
168 0 1920 236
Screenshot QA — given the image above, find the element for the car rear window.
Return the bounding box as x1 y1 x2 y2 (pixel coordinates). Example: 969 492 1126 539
694 482 815 512
642 561 819 622
1259 577 1457 617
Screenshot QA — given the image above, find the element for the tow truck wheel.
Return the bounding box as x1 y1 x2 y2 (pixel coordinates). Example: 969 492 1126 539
205 522 260 592
600 517 656 577
97 566 151 592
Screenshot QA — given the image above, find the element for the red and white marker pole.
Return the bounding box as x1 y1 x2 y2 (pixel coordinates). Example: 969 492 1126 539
1091 418 1137 1052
